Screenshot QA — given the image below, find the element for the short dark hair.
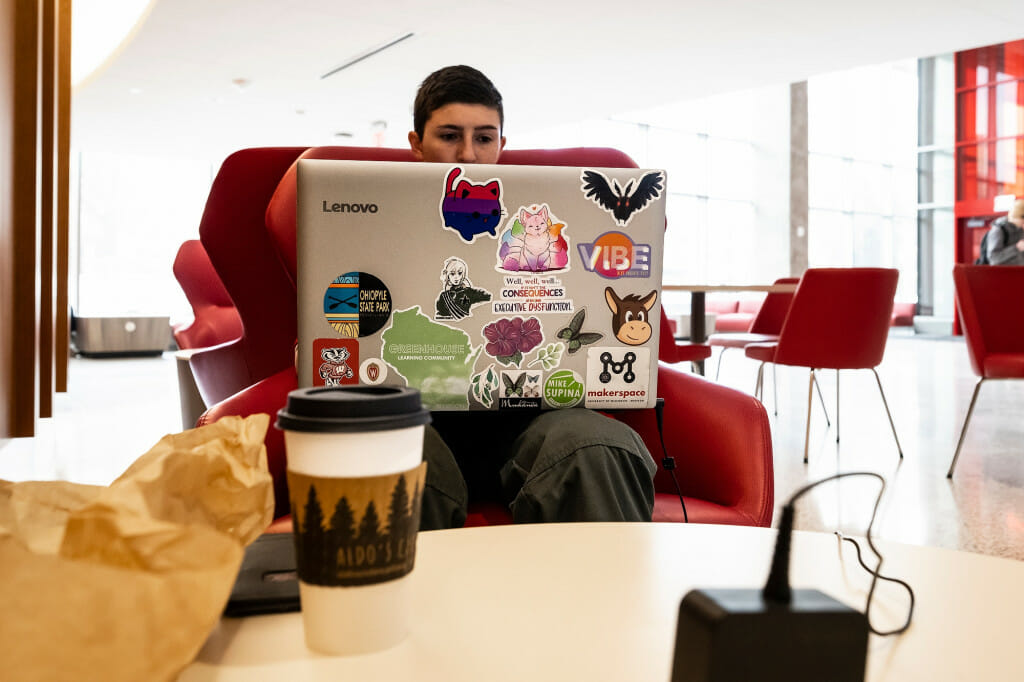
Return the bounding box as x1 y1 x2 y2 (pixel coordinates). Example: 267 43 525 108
413 65 504 138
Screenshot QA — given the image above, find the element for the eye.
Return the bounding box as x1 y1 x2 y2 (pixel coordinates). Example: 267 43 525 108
472 211 480 218
476 135 494 144
638 311 646 322
491 209 499 216
625 311 634 322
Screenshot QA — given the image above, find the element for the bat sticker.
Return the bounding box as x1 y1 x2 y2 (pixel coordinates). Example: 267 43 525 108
581 169 665 226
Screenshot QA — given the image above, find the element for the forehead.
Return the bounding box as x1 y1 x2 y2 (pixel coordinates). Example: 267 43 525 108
425 102 501 130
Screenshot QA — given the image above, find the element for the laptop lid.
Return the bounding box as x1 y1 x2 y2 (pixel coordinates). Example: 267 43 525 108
296 160 666 411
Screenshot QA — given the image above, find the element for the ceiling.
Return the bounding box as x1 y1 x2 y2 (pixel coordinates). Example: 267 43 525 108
72 0 1024 163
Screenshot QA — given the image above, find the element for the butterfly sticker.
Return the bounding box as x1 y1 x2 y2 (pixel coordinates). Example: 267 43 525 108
557 308 603 354
502 372 527 397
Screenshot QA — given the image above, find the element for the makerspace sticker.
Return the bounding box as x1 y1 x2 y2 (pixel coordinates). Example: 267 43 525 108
497 203 569 273
544 369 585 409
585 347 651 408
440 167 506 243
482 316 543 367
287 462 427 587
581 169 665 227
312 338 359 387
435 256 492 321
379 306 483 410
323 272 392 338
604 287 658 345
492 274 573 315
577 231 652 279
359 357 388 385
499 370 543 410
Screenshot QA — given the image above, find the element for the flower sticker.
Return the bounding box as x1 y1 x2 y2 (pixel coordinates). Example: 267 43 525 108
482 316 543 367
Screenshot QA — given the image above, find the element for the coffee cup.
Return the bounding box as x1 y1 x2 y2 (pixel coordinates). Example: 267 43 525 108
276 385 430 655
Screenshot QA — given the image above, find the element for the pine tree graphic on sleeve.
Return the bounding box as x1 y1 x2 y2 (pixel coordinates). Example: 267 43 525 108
300 484 327 583
326 495 356 579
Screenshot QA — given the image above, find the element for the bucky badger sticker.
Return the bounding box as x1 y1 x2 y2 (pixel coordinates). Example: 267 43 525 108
581 169 665 227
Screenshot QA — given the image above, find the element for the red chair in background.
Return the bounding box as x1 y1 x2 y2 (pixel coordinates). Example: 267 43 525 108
189 147 308 408
659 312 712 371
744 268 903 463
947 264 1024 478
172 239 243 351
707 277 798 383
198 145 774 526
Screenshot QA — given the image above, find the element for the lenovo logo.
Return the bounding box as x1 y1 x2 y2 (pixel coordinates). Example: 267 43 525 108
322 201 379 214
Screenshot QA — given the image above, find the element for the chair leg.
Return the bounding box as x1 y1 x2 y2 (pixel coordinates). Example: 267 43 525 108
836 369 840 443
948 378 986 478
804 369 816 463
714 347 729 381
811 371 831 426
871 368 904 459
771 363 778 416
754 362 765 402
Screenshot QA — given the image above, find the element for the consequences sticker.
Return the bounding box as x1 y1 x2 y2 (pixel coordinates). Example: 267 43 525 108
288 463 427 587
585 347 651 408
323 271 392 338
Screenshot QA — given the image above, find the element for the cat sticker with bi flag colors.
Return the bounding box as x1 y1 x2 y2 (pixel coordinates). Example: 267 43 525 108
439 167 507 243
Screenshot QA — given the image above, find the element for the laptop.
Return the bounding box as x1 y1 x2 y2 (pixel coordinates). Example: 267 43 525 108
295 160 666 412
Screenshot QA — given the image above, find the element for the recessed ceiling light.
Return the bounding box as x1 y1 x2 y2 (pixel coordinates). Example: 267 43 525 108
128 87 143 95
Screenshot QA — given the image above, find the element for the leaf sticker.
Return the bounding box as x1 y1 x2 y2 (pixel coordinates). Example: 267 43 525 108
528 342 565 370
471 364 500 408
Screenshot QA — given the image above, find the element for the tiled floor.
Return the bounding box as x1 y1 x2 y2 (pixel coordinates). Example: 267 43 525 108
1 333 1021 561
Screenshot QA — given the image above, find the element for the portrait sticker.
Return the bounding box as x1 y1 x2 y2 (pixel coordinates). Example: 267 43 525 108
434 256 492 321
312 338 359 387
323 271 392 338
287 462 427 587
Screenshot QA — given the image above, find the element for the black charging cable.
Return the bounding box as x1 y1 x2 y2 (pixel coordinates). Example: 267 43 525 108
763 471 915 636
654 398 687 522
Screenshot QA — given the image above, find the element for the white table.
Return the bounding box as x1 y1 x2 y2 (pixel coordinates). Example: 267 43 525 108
181 523 1024 681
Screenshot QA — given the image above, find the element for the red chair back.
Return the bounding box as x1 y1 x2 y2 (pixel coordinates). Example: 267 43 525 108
953 264 1024 377
172 240 243 350
773 268 898 369
194 147 308 402
748 277 800 335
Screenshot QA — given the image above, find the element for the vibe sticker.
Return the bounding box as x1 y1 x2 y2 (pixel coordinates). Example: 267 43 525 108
323 271 392 338
440 167 506 242
544 369 585 409
499 369 543 410
577 231 652 279
604 287 657 345
492 273 574 315
312 338 359 387
581 169 665 226
380 306 483 409
435 256 492 321
584 347 651 408
482 316 543 367
497 203 569 273
359 357 388 385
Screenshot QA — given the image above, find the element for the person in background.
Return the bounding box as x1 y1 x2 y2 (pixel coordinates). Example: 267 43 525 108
985 199 1024 265
407 65 657 530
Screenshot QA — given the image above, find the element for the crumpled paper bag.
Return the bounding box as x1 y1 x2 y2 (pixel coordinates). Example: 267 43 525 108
0 413 274 682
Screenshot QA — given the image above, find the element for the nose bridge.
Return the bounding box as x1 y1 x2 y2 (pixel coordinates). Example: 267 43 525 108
458 131 476 162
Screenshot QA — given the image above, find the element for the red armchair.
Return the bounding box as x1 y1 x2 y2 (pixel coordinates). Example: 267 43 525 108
197 145 774 527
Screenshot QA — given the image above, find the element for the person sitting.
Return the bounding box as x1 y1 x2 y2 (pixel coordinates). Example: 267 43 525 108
405 65 657 530
985 199 1024 266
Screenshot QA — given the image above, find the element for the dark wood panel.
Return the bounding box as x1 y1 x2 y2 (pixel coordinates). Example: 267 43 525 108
55 0 70 393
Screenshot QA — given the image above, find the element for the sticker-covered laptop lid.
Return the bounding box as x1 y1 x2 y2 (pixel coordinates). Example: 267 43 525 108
296 160 666 411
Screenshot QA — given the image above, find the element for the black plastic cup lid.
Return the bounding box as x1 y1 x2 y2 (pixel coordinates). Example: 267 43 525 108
276 385 431 433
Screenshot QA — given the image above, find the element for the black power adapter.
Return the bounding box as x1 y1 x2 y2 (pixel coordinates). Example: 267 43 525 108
671 586 868 681
669 484 890 682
